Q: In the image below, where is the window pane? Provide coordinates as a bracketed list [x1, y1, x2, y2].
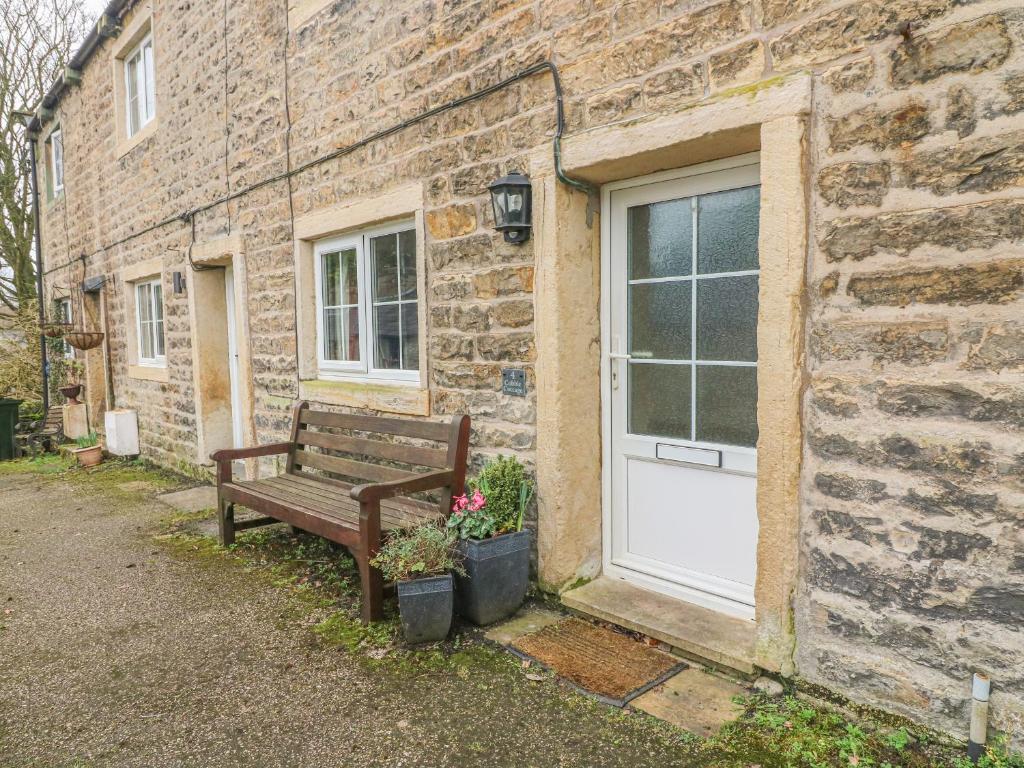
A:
[697, 186, 760, 274]
[321, 251, 340, 306]
[374, 304, 401, 369]
[695, 275, 758, 362]
[155, 319, 165, 357]
[137, 283, 152, 323]
[398, 229, 417, 299]
[371, 234, 399, 302]
[629, 281, 691, 360]
[52, 132, 63, 188]
[344, 307, 360, 361]
[127, 55, 140, 135]
[323, 307, 342, 361]
[629, 363, 692, 439]
[628, 198, 692, 280]
[400, 303, 418, 370]
[152, 283, 163, 322]
[340, 248, 358, 305]
[696, 365, 758, 447]
[140, 321, 153, 360]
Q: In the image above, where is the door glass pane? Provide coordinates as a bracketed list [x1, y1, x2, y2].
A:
[374, 304, 400, 369]
[697, 185, 760, 274]
[629, 282, 691, 360]
[628, 198, 692, 279]
[371, 233, 399, 302]
[695, 275, 758, 362]
[400, 304, 419, 370]
[696, 365, 757, 447]
[629, 363, 692, 439]
[398, 229, 417, 299]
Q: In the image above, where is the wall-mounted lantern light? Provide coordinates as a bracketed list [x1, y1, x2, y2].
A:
[488, 171, 532, 244]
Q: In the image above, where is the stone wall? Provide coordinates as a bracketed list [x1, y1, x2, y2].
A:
[39, 0, 1023, 742]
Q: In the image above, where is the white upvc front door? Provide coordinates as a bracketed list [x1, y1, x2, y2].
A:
[603, 154, 761, 620]
[224, 266, 244, 450]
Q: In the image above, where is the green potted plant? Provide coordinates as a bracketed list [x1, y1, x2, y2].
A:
[448, 455, 534, 626]
[72, 431, 102, 467]
[370, 521, 463, 644]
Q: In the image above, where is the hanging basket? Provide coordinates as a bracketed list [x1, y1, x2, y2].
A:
[41, 322, 72, 338]
[65, 331, 105, 351]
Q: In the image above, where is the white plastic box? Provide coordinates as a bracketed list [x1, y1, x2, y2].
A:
[104, 409, 139, 456]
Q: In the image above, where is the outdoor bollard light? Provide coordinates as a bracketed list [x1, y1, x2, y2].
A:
[488, 171, 532, 244]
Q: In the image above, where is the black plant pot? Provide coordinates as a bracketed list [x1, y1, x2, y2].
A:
[397, 574, 454, 644]
[454, 529, 530, 626]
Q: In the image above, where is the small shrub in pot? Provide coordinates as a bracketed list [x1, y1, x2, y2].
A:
[370, 522, 462, 644]
[448, 456, 534, 626]
[71, 431, 103, 468]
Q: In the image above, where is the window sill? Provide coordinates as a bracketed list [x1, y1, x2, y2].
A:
[299, 378, 429, 416]
[116, 119, 158, 159]
[128, 364, 169, 382]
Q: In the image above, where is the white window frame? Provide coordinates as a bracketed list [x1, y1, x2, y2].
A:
[313, 220, 420, 385]
[50, 129, 64, 194]
[124, 33, 156, 138]
[134, 277, 165, 367]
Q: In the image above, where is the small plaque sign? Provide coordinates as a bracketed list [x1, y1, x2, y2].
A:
[501, 368, 527, 397]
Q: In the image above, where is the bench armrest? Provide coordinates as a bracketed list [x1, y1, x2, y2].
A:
[350, 469, 454, 503]
[210, 442, 293, 463]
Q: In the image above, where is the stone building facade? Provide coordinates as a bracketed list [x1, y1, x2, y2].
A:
[35, 0, 1023, 745]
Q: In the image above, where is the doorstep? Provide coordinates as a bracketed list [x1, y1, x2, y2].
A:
[562, 577, 757, 675]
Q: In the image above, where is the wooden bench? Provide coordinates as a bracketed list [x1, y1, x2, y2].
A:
[211, 402, 470, 623]
[22, 406, 65, 457]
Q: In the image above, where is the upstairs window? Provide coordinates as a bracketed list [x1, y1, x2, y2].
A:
[314, 222, 419, 383]
[124, 34, 155, 137]
[49, 129, 64, 195]
[135, 277, 165, 366]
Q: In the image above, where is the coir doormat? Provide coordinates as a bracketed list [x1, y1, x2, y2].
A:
[510, 617, 686, 707]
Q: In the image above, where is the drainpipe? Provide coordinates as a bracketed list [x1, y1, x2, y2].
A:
[968, 672, 990, 763]
[27, 135, 48, 414]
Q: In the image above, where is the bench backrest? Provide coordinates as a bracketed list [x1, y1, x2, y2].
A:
[285, 402, 470, 513]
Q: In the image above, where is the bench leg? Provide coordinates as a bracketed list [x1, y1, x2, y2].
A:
[358, 552, 384, 624]
[217, 497, 235, 547]
[289, 525, 304, 537]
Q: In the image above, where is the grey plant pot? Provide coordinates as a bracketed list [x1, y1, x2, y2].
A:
[397, 574, 454, 644]
[454, 529, 530, 626]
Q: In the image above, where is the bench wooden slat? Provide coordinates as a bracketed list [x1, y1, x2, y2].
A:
[273, 473, 440, 520]
[290, 440, 415, 483]
[295, 432, 449, 469]
[300, 409, 451, 442]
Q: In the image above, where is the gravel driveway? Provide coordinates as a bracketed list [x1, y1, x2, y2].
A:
[0, 461, 700, 768]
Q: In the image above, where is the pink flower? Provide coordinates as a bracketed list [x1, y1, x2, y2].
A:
[452, 494, 468, 513]
[468, 489, 486, 511]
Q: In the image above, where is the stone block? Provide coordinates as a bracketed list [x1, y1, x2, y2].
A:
[890, 14, 1012, 88]
[901, 130, 1024, 196]
[425, 203, 478, 239]
[814, 472, 890, 502]
[818, 161, 891, 208]
[823, 57, 874, 93]
[632, 667, 746, 738]
[476, 331, 536, 362]
[586, 84, 642, 123]
[820, 199, 1024, 262]
[945, 84, 976, 138]
[62, 403, 89, 440]
[963, 323, 1024, 371]
[810, 321, 950, 365]
[827, 99, 930, 153]
[643, 64, 703, 111]
[473, 266, 534, 299]
[489, 299, 534, 328]
[846, 260, 1024, 307]
[708, 40, 763, 90]
[451, 304, 490, 332]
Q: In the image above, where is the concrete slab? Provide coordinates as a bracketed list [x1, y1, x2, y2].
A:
[156, 485, 217, 514]
[484, 606, 565, 645]
[562, 577, 757, 674]
[632, 667, 747, 738]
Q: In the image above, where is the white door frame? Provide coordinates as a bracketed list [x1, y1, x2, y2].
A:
[600, 152, 762, 620]
[224, 265, 244, 449]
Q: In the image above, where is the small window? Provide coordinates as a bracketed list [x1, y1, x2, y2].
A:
[50, 129, 64, 194]
[135, 277, 165, 366]
[124, 34, 156, 137]
[314, 222, 419, 383]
